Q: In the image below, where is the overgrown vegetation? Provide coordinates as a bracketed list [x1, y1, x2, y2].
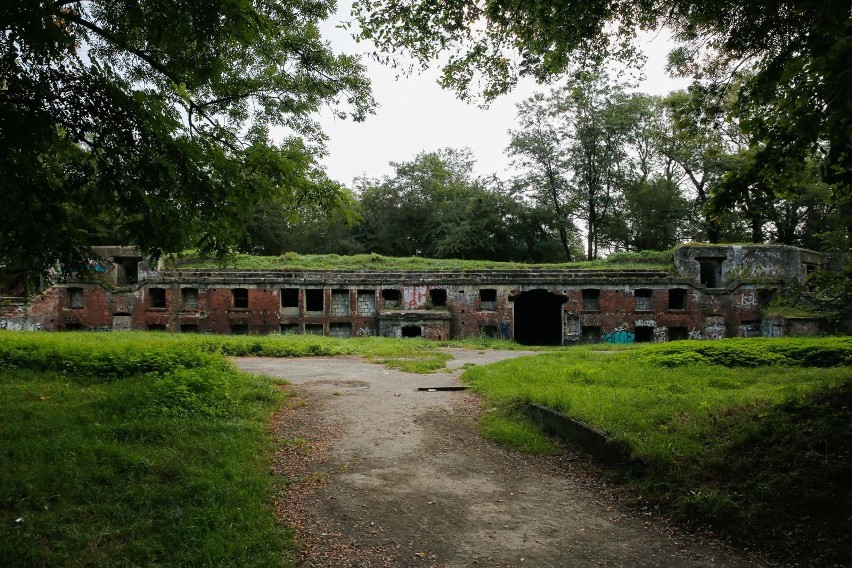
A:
[0, 332, 295, 566]
[462, 338, 852, 565]
[168, 249, 675, 272]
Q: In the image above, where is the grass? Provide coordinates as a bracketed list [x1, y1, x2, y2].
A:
[166, 249, 675, 272]
[461, 337, 852, 564]
[0, 332, 295, 567]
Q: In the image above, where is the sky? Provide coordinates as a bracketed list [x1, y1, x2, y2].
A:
[313, 9, 691, 187]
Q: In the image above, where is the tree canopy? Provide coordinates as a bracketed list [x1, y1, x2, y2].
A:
[1, 0, 373, 277]
[354, 0, 851, 249]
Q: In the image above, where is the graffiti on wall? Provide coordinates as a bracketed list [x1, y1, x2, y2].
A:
[654, 326, 668, 342]
[739, 323, 761, 338]
[403, 286, 428, 309]
[0, 318, 42, 331]
[739, 289, 758, 308]
[604, 324, 634, 344]
[705, 316, 726, 340]
[688, 327, 702, 340]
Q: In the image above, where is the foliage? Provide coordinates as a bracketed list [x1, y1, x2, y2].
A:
[0, 333, 293, 566]
[354, 148, 566, 261]
[0, 0, 373, 278]
[461, 338, 852, 564]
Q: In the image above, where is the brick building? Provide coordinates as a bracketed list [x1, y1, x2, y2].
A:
[0, 244, 824, 344]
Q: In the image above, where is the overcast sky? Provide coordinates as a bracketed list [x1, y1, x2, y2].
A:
[313, 8, 691, 188]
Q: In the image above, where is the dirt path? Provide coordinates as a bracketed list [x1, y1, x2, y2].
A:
[235, 350, 766, 568]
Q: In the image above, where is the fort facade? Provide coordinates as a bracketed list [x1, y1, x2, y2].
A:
[0, 244, 824, 344]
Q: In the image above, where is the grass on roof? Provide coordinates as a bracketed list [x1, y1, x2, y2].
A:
[166, 250, 675, 272]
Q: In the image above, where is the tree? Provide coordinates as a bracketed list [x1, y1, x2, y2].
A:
[1, 1, 373, 279]
[510, 72, 641, 260]
[353, 0, 850, 248]
[506, 92, 576, 261]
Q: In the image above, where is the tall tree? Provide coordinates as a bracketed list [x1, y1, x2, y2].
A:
[510, 72, 639, 260]
[507, 92, 576, 261]
[353, 0, 850, 248]
[1, 0, 373, 279]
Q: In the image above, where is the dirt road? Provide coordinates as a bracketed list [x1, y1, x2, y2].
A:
[234, 350, 765, 567]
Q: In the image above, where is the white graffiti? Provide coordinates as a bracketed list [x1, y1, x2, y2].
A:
[355, 327, 373, 337]
[634, 319, 657, 328]
[739, 290, 758, 307]
[688, 327, 702, 340]
[0, 319, 42, 331]
[654, 326, 668, 342]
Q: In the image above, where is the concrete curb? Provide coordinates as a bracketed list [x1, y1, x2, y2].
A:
[525, 403, 646, 472]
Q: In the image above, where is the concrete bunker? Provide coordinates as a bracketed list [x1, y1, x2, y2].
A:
[511, 289, 567, 345]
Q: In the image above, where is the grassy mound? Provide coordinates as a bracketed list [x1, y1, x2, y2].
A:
[462, 338, 852, 565]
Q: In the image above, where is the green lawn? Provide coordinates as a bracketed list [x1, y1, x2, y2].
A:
[0, 332, 295, 567]
[462, 337, 852, 564]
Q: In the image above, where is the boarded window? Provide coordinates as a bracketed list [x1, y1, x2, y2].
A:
[305, 289, 324, 312]
[331, 289, 350, 317]
[582, 289, 600, 311]
[304, 323, 324, 336]
[634, 289, 652, 311]
[232, 288, 249, 308]
[381, 289, 401, 308]
[280, 323, 300, 335]
[182, 288, 198, 309]
[329, 322, 352, 338]
[149, 288, 166, 309]
[67, 287, 84, 309]
[429, 288, 447, 307]
[668, 288, 687, 310]
[356, 290, 376, 316]
[479, 289, 497, 311]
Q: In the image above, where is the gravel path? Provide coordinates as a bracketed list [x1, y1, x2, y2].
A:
[235, 350, 767, 568]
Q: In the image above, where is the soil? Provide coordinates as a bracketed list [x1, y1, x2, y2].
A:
[234, 350, 770, 568]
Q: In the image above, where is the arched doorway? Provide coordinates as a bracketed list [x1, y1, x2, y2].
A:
[511, 289, 567, 345]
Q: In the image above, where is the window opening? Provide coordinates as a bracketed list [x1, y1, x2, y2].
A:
[479, 289, 497, 311]
[634, 289, 652, 311]
[582, 289, 600, 311]
[232, 288, 249, 308]
[149, 288, 166, 309]
[381, 289, 401, 308]
[68, 287, 84, 309]
[634, 326, 654, 343]
[305, 289, 324, 312]
[429, 288, 447, 307]
[230, 324, 249, 335]
[180, 324, 198, 333]
[182, 288, 198, 309]
[668, 288, 687, 310]
[401, 325, 422, 338]
[281, 288, 299, 308]
[697, 257, 724, 287]
[669, 327, 688, 341]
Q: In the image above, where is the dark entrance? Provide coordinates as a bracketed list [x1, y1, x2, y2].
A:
[512, 289, 567, 345]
